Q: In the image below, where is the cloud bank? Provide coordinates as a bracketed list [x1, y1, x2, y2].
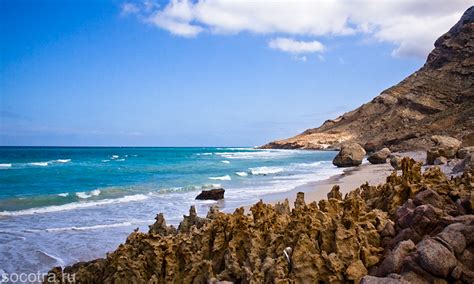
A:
[123, 0, 472, 58]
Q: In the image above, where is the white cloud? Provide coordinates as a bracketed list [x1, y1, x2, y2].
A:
[122, 0, 472, 58]
[268, 38, 324, 54]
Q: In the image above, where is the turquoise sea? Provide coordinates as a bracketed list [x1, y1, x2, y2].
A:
[0, 147, 340, 274]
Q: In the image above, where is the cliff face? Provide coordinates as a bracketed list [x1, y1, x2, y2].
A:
[262, 7, 474, 151]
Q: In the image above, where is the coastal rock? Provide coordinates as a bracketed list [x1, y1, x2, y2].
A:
[361, 275, 408, 284]
[332, 143, 366, 167]
[195, 188, 225, 200]
[418, 238, 457, 278]
[433, 156, 448, 165]
[368, 148, 391, 164]
[427, 135, 462, 164]
[327, 185, 342, 200]
[452, 153, 474, 173]
[457, 146, 474, 159]
[46, 157, 474, 283]
[390, 155, 403, 170]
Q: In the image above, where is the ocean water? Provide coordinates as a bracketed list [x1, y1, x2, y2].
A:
[0, 147, 340, 274]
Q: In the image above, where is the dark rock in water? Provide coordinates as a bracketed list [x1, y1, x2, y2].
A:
[195, 188, 225, 200]
[368, 148, 391, 164]
[332, 143, 366, 167]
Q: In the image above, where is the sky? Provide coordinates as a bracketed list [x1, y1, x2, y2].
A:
[1, 0, 472, 147]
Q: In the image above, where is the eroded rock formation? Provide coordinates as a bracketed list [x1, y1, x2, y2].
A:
[45, 158, 473, 283]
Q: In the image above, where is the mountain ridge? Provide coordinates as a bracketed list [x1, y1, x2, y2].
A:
[262, 6, 474, 152]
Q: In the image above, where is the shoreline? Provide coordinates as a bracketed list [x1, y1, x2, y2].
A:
[246, 151, 426, 210]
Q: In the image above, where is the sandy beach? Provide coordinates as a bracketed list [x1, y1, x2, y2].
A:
[257, 151, 427, 208]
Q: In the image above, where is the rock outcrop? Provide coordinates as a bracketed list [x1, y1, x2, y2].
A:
[45, 158, 473, 283]
[196, 188, 225, 200]
[332, 143, 366, 167]
[261, 7, 474, 152]
[426, 135, 462, 164]
[368, 148, 391, 164]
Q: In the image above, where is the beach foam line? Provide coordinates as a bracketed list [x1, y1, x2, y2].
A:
[209, 175, 231, 181]
[0, 194, 149, 216]
[249, 166, 284, 175]
[196, 153, 213, 156]
[38, 249, 66, 267]
[57, 192, 69, 197]
[29, 161, 49, 166]
[235, 172, 248, 177]
[76, 189, 101, 199]
[26, 159, 72, 167]
[215, 149, 303, 160]
[43, 221, 141, 232]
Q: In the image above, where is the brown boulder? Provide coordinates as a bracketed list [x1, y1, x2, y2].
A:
[333, 143, 366, 167]
[368, 148, 391, 164]
[195, 188, 225, 200]
[390, 155, 403, 170]
[427, 135, 462, 164]
[418, 238, 457, 278]
[457, 146, 474, 159]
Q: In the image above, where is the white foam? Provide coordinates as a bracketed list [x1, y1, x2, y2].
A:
[235, 172, 248, 177]
[215, 149, 302, 160]
[55, 159, 71, 163]
[196, 153, 213, 156]
[44, 221, 136, 232]
[57, 193, 69, 197]
[111, 155, 119, 159]
[0, 163, 12, 168]
[221, 160, 230, 164]
[76, 192, 91, 199]
[115, 158, 125, 161]
[249, 166, 284, 175]
[76, 189, 101, 199]
[0, 194, 149, 216]
[29, 162, 49, 166]
[102, 159, 110, 162]
[209, 175, 231, 181]
[38, 250, 65, 267]
[201, 184, 222, 189]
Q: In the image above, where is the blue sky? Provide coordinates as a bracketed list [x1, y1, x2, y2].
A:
[0, 0, 471, 146]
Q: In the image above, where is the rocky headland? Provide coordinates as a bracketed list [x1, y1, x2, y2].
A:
[261, 7, 474, 152]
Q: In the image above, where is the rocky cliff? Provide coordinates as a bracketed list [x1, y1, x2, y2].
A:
[262, 7, 474, 152]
